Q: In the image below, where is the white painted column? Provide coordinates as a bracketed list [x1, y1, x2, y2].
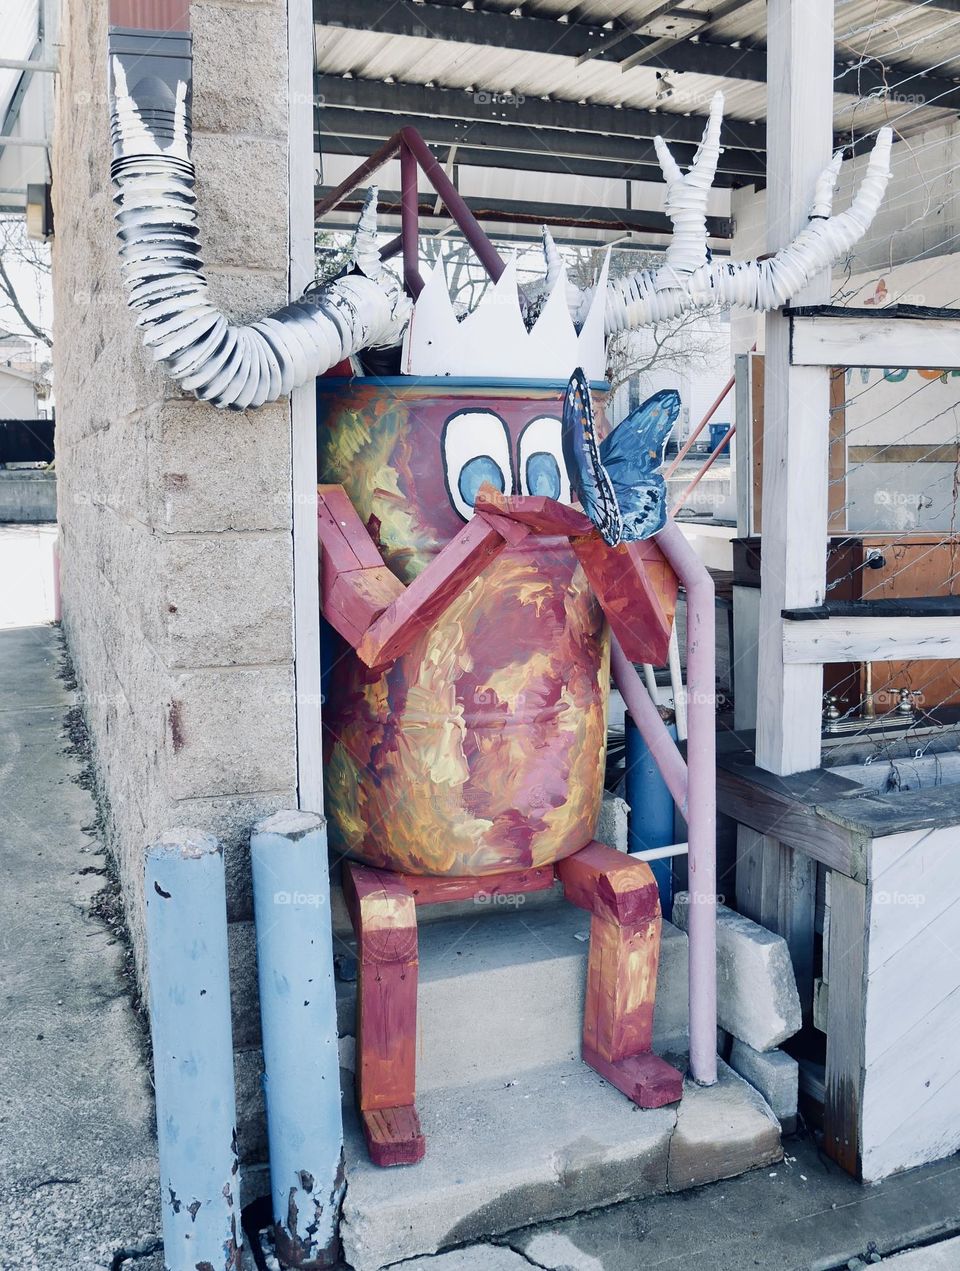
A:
[288, 0, 325, 814]
[752, 0, 835, 1000]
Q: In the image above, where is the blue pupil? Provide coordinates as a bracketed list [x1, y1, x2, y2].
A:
[526, 451, 561, 500]
[459, 455, 505, 507]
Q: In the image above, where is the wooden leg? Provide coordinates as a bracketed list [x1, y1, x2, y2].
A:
[342, 862, 425, 1166]
[557, 841, 683, 1109]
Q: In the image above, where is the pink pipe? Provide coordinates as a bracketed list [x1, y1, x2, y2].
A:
[655, 518, 717, 1086]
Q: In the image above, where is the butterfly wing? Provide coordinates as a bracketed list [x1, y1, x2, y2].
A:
[598, 388, 680, 541]
[561, 367, 623, 546]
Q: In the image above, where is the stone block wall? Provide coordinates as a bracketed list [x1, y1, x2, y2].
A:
[52, 0, 297, 1174]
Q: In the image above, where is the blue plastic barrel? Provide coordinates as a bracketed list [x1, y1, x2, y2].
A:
[625, 712, 678, 910]
[708, 422, 731, 456]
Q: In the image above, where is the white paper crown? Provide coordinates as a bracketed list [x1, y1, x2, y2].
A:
[401, 252, 610, 381]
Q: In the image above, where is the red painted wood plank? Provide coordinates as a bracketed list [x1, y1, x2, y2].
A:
[361, 1106, 425, 1167]
[400, 866, 556, 906]
[474, 488, 595, 537]
[343, 864, 420, 1117]
[581, 1045, 683, 1108]
[356, 958, 418, 1112]
[558, 841, 681, 1107]
[571, 534, 677, 666]
[317, 485, 384, 569]
[358, 515, 507, 668]
[557, 841, 660, 927]
[583, 912, 659, 1060]
[474, 507, 531, 547]
[323, 566, 404, 649]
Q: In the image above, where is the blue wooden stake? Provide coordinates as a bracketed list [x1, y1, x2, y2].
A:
[145, 829, 240, 1271]
[251, 811, 344, 1269]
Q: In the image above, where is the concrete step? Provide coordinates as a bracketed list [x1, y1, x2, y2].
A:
[336, 903, 690, 1093]
[340, 1059, 783, 1271]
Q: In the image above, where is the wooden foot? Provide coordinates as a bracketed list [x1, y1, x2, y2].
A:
[361, 1106, 426, 1168]
[558, 840, 683, 1109]
[343, 862, 424, 1166]
[582, 1045, 683, 1108]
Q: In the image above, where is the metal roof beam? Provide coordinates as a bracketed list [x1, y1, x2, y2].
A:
[313, 0, 769, 83]
[315, 104, 767, 179]
[315, 129, 748, 187]
[620, 0, 754, 73]
[315, 185, 734, 238]
[314, 73, 766, 151]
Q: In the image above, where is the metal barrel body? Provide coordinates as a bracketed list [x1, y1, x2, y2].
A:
[318, 377, 611, 877]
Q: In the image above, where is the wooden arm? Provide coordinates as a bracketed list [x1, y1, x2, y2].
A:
[317, 485, 509, 670]
[571, 534, 678, 666]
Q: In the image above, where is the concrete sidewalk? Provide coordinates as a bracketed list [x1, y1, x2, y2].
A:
[0, 621, 161, 1270]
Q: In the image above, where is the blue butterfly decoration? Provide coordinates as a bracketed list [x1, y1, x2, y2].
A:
[562, 367, 680, 546]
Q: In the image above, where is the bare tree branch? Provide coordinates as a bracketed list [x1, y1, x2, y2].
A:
[0, 218, 52, 348]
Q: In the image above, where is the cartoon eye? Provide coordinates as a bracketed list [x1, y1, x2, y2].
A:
[518, 416, 571, 504]
[442, 410, 514, 520]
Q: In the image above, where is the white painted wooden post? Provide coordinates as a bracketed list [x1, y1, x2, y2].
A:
[753, 0, 836, 1004]
[288, 0, 325, 814]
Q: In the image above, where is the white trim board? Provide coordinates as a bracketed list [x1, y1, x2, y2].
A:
[782, 615, 960, 664]
[791, 315, 960, 369]
[288, 0, 325, 815]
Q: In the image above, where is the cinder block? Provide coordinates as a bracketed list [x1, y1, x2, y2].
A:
[813, 976, 829, 1033]
[151, 398, 292, 534]
[672, 894, 802, 1051]
[51, 0, 298, 1187]
[234, 1047, 266, 1165]
[192, 134, 289, 272]
[594, 791, 629, 852]
[228, 920, 260, 1050]
[728, 1038, 799, 1128]
[172, 789, 298, 920]
[192, 2, 288, 138]
[160, 533, 294, 667]
[165, 667, 298, 799]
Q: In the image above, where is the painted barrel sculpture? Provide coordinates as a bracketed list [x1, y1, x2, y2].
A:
[317, 377, 611, 877]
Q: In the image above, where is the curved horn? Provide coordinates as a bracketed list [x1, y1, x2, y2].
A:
[604, 96, 893, 333]
[107, 41, 409, 410]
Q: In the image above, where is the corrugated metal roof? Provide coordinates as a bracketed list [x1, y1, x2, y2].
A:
[313, 1, 960, 242]
[315, 1, 960, 139]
